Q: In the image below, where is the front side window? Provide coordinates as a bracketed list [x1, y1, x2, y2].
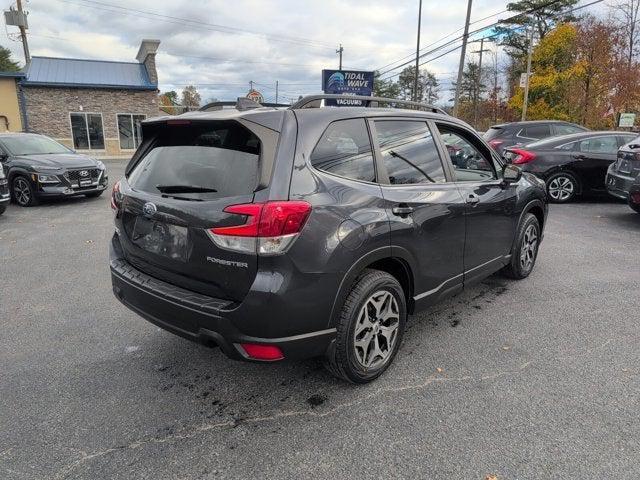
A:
[555, 124, 585, 135]
[438, 126, 496, 182]
[375, 120, 445, 184]
[579, 136, 618, 154]
[117, 114, 146, 150]
[310, 118, 375, 182]
[70, 113, 105, 150]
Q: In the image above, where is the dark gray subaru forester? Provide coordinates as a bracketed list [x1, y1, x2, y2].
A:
[110, 95, 548, 383]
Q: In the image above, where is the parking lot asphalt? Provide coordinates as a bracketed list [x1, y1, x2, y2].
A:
[1, 158, 639, 480]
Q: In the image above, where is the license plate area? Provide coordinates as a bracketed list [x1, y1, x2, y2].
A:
[131, 216, 189, 262]
[79, 178, 92, 187]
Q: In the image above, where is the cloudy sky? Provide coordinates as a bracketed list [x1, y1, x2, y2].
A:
[2, 0, 607, 105]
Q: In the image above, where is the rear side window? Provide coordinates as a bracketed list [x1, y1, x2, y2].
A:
[310, 119, 375, 182]
[127, 121, 260, 198]
[375, 120, 446, 184]
[579, 136, 618, 154]
[520, 124, 551, 139]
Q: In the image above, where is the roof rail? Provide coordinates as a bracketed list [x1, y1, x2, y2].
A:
[290, 94, 447, 115]
[199, 98, 290, 112]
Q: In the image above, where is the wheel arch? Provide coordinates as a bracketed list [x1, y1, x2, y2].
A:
[328, 247, 416, 328]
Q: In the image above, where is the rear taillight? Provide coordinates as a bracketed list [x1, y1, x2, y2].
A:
[110, 180, 122, 211]
[208, 201, 312, 255]
[239, 343, 284, 361]
[489, 139, 504, 150]
[630, 191, 640, 204]
[510, 149, 537, 165]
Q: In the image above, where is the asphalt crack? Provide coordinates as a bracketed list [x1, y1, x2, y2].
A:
[52, 338, 614, 479]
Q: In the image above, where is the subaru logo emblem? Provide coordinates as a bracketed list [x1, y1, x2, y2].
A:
[142, 202, 157, 218]
[79, 170, 89, 177]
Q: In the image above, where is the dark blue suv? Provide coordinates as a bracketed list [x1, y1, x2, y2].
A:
[109, 95, 548, 383]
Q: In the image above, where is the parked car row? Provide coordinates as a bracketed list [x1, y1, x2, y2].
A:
[483, 120, 640, 213]
[0, 133, 109, 214]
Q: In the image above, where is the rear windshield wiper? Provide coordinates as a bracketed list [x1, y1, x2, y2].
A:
[155, 185, 217, 193]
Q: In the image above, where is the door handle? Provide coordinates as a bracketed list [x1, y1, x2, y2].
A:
[392, 204, 414, 216]
[466, 194, 480, 205]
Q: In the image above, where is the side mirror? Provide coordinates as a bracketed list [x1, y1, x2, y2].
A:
[502, 164, 522, 183]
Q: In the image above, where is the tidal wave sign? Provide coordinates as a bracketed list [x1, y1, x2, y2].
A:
[322, 69, 374, 106]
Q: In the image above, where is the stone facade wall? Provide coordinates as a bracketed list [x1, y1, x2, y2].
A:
[22, 86, 159, 156]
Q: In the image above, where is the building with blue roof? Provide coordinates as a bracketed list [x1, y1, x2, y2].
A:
[14, 39, 161, 156]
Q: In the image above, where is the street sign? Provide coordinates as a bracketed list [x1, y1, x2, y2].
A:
[618, 112, 636, 128]
[519, 72, 533, 88]
[322, 69, 374, 106]
[246, 89, 264, 104]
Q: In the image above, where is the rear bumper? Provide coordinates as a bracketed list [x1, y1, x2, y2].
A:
[109, 237, 336, 362]
[606, 168, 635, 200]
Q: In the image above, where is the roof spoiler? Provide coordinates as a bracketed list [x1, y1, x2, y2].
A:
[199, 98, 290, 112]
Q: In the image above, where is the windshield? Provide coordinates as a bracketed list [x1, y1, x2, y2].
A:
[1, 135, 71, 155]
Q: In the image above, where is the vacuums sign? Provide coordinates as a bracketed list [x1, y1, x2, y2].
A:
[322, 69, 374, 106]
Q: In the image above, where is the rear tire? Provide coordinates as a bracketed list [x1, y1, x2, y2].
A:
[502, 213, 540, 280]
[546, 172, 578, 203]
[324, 269, 406, 383]
[11, 176, 39, 207]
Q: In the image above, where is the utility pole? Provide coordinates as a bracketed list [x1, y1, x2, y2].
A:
[453, 0, 473, 117]
[15, 0, 30, 64]
[521, 26, 533, 121]
[336, 44, 343, 70]
[249, 80, 254, 92]
[413, 0, 423, 102]
[275, 80, 279, 104]
[471, 37, 490, 128]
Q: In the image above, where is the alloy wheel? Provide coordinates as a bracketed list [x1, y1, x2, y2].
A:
[548, 175, 574, 202]
[520, 224, 538, 271]
[353, 290, 400, 369]
[14, 178, 31, 206]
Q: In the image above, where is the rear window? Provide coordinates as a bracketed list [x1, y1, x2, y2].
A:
[128, 121, 260, 198]
[483, 127, 503, 141]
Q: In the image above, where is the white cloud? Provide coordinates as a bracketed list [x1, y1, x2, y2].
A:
[2, 0, 609, 104]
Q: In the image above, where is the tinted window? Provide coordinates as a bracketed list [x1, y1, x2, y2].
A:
[310, 119, 375, 182]
[375, 121, 445, 184]
[438, 126, 496, 182]
[520, 124, 551, 139]
[579, 136, 618, 154]
[128, 121, 260, 199]
[555, 124, 585, 135]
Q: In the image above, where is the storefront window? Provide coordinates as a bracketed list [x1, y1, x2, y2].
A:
[117, 114, 146, 150]
[70, 113, 105, 150]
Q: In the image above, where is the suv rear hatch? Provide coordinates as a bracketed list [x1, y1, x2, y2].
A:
[114, 118, 280, 302]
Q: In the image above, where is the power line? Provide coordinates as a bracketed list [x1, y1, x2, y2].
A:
[376, 0, 594, 79]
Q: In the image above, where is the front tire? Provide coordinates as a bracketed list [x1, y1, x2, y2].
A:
[0, 204, 6, 215]
[11, 176, 39, 207]
[324, 269, 407, 383]
[503, 213, 540, 279]
[546, 172, 578, 203]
